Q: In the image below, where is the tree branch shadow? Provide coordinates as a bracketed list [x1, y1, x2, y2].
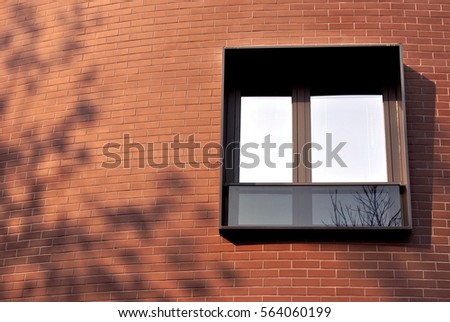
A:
[0, 2, 238, 301]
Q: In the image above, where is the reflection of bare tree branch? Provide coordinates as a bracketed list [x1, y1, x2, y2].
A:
[329, 190, 357, 227]
[327, 186, 401, 227]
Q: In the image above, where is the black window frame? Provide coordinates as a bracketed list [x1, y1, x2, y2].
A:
[220, 45, 412, 243]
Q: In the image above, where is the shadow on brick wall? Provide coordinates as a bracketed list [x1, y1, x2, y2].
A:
[0, 2, 237, 301]
[403, 65, 436, 248]
[0, 2, 99, 218]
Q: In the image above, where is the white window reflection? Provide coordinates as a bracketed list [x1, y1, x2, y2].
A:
[310, 95, 388, 183]
[240, 97, 293, 183]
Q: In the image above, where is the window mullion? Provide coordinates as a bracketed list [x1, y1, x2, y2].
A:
[293, 86, 311, 183]
[293, 86, 313, 225]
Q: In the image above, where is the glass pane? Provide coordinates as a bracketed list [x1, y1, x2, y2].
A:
[310, 95, 388, 183]
[228, 185, 402, 227]
[240, 97, 293, 183]
[311, 186, 401, 227]
[229, 187, 293, 226]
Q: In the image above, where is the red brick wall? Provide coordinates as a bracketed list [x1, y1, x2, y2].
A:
[0, 0, 449, 301]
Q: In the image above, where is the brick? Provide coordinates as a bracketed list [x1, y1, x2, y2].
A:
[307, 287, 336, 296]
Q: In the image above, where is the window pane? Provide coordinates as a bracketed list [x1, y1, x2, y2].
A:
[229, 187, 293, 226]
[310, 95, 388, 183]
[311, 186, 401, 227]
[240, 97, 293, 183]
[228, 185, 402, 227]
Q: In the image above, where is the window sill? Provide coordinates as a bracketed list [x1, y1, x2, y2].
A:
[219, 226, 412, 244]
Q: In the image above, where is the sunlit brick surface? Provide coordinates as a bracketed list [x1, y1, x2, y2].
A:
[0, 0, 449, 301]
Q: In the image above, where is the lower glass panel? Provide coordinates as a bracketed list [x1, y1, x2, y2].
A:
[229, 187, 294, 226]
[228, 185, 402, 227]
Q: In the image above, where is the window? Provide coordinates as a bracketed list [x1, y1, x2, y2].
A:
[221, 45, 411, 241]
